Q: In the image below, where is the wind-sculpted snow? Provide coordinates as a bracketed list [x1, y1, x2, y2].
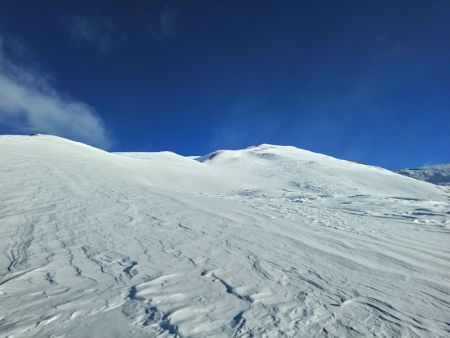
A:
[0, 135, 449, 337]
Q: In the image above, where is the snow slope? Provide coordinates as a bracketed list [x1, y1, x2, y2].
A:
[1, 135, 449, 337]
[397, 164, 450, 186]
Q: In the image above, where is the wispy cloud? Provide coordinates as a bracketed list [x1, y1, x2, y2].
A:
[160, 5, 177, 38]
[148, 5, 178, 40]
[0, 35, 111, 148]
[69, 16, 118, 52]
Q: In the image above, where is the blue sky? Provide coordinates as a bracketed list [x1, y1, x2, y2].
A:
[0, 1, 449, 169]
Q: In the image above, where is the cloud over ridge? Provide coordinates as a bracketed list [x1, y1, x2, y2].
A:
[0, 35, 111, 148]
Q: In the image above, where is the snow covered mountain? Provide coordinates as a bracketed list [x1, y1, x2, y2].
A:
[1, 135, 449, 337]
[397, 164, 450, 186]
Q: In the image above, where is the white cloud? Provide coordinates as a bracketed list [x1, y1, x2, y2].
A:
[0, 35, 111, 148]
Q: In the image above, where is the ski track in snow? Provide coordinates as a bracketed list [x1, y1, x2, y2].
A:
[0, 135, 449, 337]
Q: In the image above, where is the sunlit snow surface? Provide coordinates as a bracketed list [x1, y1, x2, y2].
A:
[397, 164, 450, 186]
[0, 135, 449, 337]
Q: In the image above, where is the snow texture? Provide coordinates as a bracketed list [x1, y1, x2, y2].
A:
[397, 164, 450, 186]
[0, 135, 449, 337]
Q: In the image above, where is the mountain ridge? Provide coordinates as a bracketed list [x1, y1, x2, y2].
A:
[1, 134, 449, 337]
[396, 163, 450, 186]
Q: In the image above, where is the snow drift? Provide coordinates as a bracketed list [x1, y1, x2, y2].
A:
[0, 135, 449, 337]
